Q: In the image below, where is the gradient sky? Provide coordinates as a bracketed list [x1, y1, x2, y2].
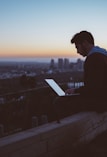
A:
[0, 0, 107, 61]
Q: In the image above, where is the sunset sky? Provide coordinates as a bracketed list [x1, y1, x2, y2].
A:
[0, 0, 107, 62]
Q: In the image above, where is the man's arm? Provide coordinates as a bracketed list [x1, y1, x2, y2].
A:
[77, 53, 105, 96]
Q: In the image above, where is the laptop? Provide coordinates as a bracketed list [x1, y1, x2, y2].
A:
[45, 79, 79, 96]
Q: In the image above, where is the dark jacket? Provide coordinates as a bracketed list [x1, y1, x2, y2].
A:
[75, 47, 107, 97]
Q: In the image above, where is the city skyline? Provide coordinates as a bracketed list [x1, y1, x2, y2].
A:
[0, 56, 83, 63]
[0, 0, 107, 61]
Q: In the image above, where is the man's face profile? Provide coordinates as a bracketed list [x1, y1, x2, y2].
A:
[75, 43, 87, 57]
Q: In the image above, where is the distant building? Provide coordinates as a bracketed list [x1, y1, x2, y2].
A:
[64, 58, 69, 69]
[50, 59, 55, 69]
[48, 57, 84, 72]
[58, 58, 63, 69]
[76, 59, 84, 71]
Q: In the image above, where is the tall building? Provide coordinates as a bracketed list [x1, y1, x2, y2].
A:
[76, 59, 84, 71]
[58, 58, 63, 69]
[64, 58, 69, 69]
[50, 59, 55, 69]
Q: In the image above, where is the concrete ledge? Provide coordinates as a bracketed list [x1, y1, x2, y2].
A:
[0, 112, 107, 157]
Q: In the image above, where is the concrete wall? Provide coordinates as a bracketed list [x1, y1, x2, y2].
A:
[0, 111, 107, 157]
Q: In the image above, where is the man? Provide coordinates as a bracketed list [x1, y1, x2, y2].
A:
[53, 31, 107, 122]
[67, 30, 107, 97]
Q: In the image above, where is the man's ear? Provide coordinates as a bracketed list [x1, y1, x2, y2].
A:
[82, 40, 89, 46]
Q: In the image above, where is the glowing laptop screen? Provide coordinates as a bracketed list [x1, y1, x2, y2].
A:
[45, 79, 65, 96]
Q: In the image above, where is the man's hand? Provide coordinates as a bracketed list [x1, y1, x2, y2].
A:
[65, 88, 75, 95]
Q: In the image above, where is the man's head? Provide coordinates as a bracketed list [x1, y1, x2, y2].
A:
[71, 31, 94, 56]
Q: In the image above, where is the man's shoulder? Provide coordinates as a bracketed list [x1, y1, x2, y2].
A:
[85, 52, 107, 68]
[86, 52, 107, 62]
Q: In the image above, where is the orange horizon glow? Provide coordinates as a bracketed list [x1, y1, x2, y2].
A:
[0, 44, 79, 58]
[0, 44, 107, 59]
